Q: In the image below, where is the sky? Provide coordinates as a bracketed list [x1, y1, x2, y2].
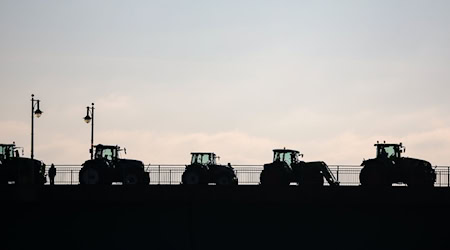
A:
[1, 0, 450, 166]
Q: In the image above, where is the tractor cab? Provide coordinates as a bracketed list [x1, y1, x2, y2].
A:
[0, 144, 20, 161]
[191, 152, 217, 165]
[272, 149, 302, 167]
[94, 144, 124, 161]
[375, 142, 405, 159]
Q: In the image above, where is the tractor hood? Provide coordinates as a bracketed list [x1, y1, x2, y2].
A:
[15, 157, 44, 167]
[119, 159, 144, 167]
[402, 157, 433, 167]
[361, 157, 432, 168]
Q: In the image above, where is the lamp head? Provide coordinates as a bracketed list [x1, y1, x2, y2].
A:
[84, 114, 92, 123]
[34, 108, 43, 118]
[84, 106, 92, 123]
[34, 99, 43, 118]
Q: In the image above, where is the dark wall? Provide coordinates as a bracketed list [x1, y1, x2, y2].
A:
[2, 186, 450, 250]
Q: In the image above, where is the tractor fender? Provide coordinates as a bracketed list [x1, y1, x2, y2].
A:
[359, 158, 391, 187]
[117, 159, 145, 168]
[400, 157, 436, 186]
[82, 159, 109, 169]
[361, 158, 391, 168]
[213, 166, 236, 176]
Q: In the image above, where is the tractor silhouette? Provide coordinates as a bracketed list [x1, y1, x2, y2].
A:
[260, 148, 339, 186]
[182, 152, 238, 185]
[359, 142, 436, 187]
[0, 143, 46, 185]
[79, 144, 150, 185]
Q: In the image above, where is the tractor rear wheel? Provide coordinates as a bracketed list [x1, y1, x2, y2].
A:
[182, 169, 205, 185]
[260, 169, 289, 186]
[80, 168, 101, 184]
[360, 163, 389, 187]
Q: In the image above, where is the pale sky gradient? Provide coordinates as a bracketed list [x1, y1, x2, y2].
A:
[1, 0, 450, 165]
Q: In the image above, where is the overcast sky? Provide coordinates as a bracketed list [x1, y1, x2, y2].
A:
[1, 0, 450, 165]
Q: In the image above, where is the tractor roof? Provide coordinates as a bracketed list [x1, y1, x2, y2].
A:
[273, 149, 299, 154]
[374, 142, 403, 147]
[95, 144, 119, 148]
[191, 152, 215, 155]
[0, 144, 15, 147]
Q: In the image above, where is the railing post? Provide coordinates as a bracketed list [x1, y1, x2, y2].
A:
[158, 165, 161, 185]
[447, 167, 450, 187]
[336, 166, 339, 182]
[169, 170, 172, 185]
[70, 170, 73, 185]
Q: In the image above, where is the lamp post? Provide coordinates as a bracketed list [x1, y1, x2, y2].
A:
[84, 103, 94, 159]
[31, 94, 43, 160]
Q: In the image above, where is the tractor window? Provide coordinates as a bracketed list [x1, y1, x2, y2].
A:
[201, 154, 211, 164]
[284, 153, 292, 166]
[273, 152, 282, 162]
[290, 152, 299, 163]
[191, 154, 211, 165]
[378, 146, 397, 158]
[0, 146, 14, 158]
[96, 148, 114, 160]
[102, 148, 114, 160]
[0, 146, 5, 159]
[210, 154, 217, 164]
[273, 152, 293, 166]
[191, 154, 199, 164]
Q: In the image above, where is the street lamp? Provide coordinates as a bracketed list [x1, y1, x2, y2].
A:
[31, 94, 43, 160]
[84, 103, 94, 159]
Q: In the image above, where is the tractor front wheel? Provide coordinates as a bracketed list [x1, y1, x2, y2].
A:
[408, 172, 435, 188]
[123, 172, 139, 185]
[216, 173, 237, 185]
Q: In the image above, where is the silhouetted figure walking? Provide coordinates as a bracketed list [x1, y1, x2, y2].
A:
[49, 164, 56, 185]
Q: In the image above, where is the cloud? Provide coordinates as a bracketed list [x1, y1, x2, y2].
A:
[37, 134, 87, 165]
[95, 93, 135, 111]
[95, 129, 279, 165]
[402, 127, 450, 166]
[0, 120, 30, 146]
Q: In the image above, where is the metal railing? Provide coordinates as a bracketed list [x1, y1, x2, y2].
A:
[44, 164, 450, 187]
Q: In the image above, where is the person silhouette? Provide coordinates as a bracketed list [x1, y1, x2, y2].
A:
[49, 164, 56, 185]
[275, 154, 281, 162]
[379, 148, 388, 159]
